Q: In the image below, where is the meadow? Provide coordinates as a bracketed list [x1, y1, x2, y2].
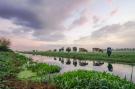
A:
[1, 52, 135, 89]
[0, 52, 60, 89]
[30, 51, 135, 63]
[53, 70, 135, 89]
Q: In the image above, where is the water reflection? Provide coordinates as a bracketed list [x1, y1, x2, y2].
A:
[131, 65, 134, 82]
[79, 61, 88, 66]
[66, 59, 71, 65]
[93, 61, 104, 66]
[59, 58, 62, 61]
[61, 58, 64, 64]
[107, 63, 113, 72]
[54, 58, 57, 60]
[73, 60, 77, 67]
[23, 54, 135, 83]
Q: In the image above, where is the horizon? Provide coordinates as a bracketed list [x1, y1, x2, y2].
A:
[0, 0, 135, 51]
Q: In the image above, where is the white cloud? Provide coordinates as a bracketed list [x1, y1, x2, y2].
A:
[75, 21, 135, 48]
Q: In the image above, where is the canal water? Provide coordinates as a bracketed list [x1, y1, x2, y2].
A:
[24, 54, 135, 83]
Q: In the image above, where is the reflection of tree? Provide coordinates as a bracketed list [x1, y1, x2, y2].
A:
[66, 59, 71, 65]
[54, 58, 57, 60]
[79, 61, 88, 66]
[59, 58, 62, 61]
[73, 60, 77, 67]
[61, 58, 64, 64]
[107, 63, 113, 72]
[130, 65, 134, 82]
[93, 61, 104, 66]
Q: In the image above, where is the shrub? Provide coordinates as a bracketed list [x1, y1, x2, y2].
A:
[0, 38, 11, 52]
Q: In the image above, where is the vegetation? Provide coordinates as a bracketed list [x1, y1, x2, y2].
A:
[0, 52, 60, 89]
[53, 70, 135, 89]
[30, 51, 135, 63]
[66, 47, 71, 52]
[0, 38, 12, 52]
[1, 37, 135, 89]
[59, 47, 64, 52]
[1, 52, 135, 89]
[17, 70, 37, 79]
[18, 62, 61, 81]
[73, 47, 77, 52]
[0, 52, 28, 88]
[17, 55, 60, 81]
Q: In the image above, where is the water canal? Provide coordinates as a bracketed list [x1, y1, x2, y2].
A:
[24, 54, 135, 83]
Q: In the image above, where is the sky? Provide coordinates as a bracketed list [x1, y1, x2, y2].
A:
[0, 0, 135, 51]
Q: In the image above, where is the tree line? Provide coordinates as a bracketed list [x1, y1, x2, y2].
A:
[53, 47, 88, 52]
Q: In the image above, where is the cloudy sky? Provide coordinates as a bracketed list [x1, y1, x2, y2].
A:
[0, 0, 135, 51]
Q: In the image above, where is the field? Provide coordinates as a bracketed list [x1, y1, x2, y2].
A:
[30, 51, 135, 63]
[1, 52, 135, 89]
[0, 52, 60, 89]
[53, 70, 135, 89]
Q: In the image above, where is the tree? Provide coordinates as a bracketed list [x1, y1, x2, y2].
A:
[66, 47, 71, 52]
[61, 47, 64, 52]
[59, 47, 64, 52]
[53, 49, 57, 52]
[79, 48, 88, 52]
[0, 37, 11, 51]
[59, 49, 61, 52]
[73, 47, 77, 52]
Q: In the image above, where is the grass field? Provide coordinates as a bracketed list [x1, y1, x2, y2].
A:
[0, 52, 60, 89]
[31, 51, 135, 63]
[53, 70, 135, 89]
[1, 52, 135, 89]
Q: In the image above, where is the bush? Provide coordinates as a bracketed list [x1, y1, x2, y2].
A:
[0, 38, 11, 52]
[53, 70, 135, 89]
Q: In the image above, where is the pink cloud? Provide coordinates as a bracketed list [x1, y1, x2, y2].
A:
[92, 15, 100, 24]
[110, 8, 118, 16]
[107, 0, 113, 5]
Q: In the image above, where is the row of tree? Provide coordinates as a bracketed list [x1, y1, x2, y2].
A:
[103, 48, 135, 51]
[115, 48, 135, 51]
[53, 47, 88, 52]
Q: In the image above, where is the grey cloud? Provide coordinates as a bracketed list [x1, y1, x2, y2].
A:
[0, 2, 42, 29]
[91, 24, 121, 38]
[76, 21, 135, 48]
[92, 16, 100, 24]
[0, 0, 90, 41]
[0, 30, 10, 36]
[28, 0, 44, 5]
[91, 21, 135, 38]
[34, 31, 65, 41]
[32, 0, 90, 41]
[69, 15, 88, 29]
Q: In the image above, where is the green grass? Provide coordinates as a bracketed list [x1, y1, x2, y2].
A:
[33, 51, 135, 63]
[53, 70, 135, 89]
[18, 62, 61, 81]
[17, 70, 37, 79]
[0, 52, 61, 88]
[27, 63, 61, 75]
[0, 52, 29, 89]
[1, 52, 135, 89]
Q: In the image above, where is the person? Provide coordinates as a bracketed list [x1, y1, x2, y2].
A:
[107, 47, 112, 57]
